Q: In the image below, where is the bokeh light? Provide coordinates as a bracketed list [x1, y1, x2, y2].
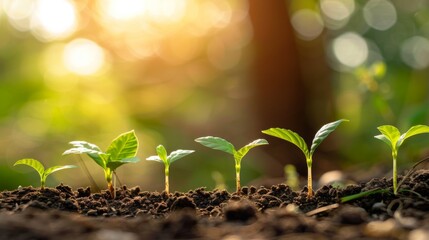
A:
[401, 36, 429, 69]
[63, 39, 106, 76]
[363, 0, 397, 31]
[290, 9, 324, 41]
[332, 32, 369, 68]
[101, 0, 146, 20]
[320, 0, 355, 29]
[31, 0, 77, 41]
[2, 0, 35, 31]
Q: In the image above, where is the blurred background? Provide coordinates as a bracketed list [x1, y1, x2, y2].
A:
[1, 0, 429, 192]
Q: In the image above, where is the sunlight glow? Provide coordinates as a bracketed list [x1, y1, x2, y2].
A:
[31, 0, 77, 41]
[332, 32, 368, 67]
[63, 39, 106, 76]
[99, 0, 186, 24]
[102, 0, 146, 20]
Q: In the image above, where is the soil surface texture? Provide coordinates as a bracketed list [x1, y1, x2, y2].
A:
[0, 170, 428, 240]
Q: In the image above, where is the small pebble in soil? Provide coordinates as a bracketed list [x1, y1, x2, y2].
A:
[364, 219, 405, 238]
[408, 228, 429, 240]
[318, 170, 346, 187]
[91, 230, 138, 240]
[335, 205, 368, 225]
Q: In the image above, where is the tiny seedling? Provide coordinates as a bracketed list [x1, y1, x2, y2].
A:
[195, 136, 268, 192]
[375, 124, 429, 195]
[146, 144, 194, 194]
[262, 119, 348, 198]
[284, 164, 299, 191]
[13, 158, 77, 189]
[63, 130, 140, 198]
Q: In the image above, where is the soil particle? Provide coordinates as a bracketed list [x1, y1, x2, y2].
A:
[170, 196, 196, 211]
[223, 200, 257, 222]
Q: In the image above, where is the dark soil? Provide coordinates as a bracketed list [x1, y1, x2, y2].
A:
[1, 170, 428, 239]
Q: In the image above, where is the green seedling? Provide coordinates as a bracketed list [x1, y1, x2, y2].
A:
[63, 130, 140, 198]
[262, 119, 348, 198]
[195, 136, 268, 192]
[13, 158, 77, 189]
[341, 157, 429, 203]
[146, 144, 194, 194]
[284, 164, 299, 191]
[375, 124, 429, 195]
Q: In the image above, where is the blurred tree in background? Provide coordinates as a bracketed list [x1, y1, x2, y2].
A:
[0, 0, 428, 191]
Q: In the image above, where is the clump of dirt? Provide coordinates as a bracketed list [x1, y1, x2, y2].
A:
[0, 170, 428, 239]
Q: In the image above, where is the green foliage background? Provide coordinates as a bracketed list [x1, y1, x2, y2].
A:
[1, 0, 429, 191]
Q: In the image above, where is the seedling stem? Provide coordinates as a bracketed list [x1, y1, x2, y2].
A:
[262, 119, 348, 198]
[195, 136, 268, 193]
[375, 125, 429, 195]
[146, 144, 194, 194]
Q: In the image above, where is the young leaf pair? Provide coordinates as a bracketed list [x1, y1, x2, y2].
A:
[195, 137, 269, 192]
[262, 119, 348, 198]
[375, 125, 429, 195]
[63, 130, 140, 198]
[13, 159, 77, 190]
[146, 145, 194, 194]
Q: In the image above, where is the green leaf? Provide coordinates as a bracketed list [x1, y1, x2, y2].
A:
[14, 159, 77, 188]
[14, 158, 45, 179]
[234, 139, 268, 163]
[195, 136, 235, 155]
[341, 188, 387, 203]
[44, 165, 77, 179]
[168, 149, 194, 164]
[63, 141, 105, 168]
[262, 128, 309, 158]
[375, 125, 400, 150]
[374, 134, 392, 149]
[146, 155, 163, 163]
[107, 157, 140, 171]
[310, 119, 348, 156]
[106, 130, 139, 160]
[398, 125, 429, 147]
[156, 145, 168, 163]
[63, 141, 103, 155]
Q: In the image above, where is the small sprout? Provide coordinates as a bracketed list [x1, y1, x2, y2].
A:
[212, 171, 227, 190]
[375, 124, 429, 195]
[195, 136, 268, 192]
[284, 164, 299, 191]
[63, 130, 140, 198]
[13, 158, 77, 189]
[146, 144, 194, 194]
[262, 119, 348, 198]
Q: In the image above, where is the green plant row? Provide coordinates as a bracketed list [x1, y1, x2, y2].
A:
[12, 121, 429, 199]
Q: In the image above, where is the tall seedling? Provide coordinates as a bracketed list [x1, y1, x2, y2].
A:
[195, 136, 268, 192]
[262, 119, 348, 198]
[63, 130, 140, 198]
[375, 125, 429, 195]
